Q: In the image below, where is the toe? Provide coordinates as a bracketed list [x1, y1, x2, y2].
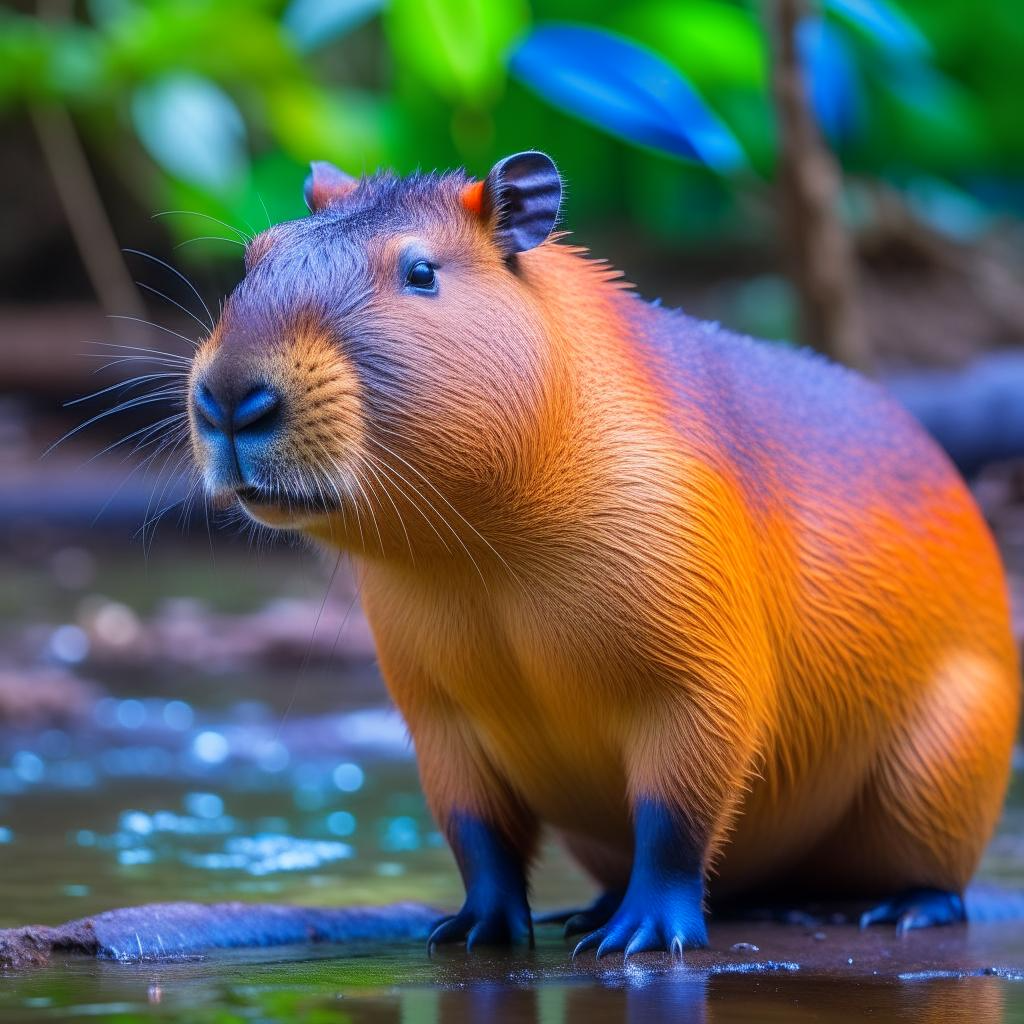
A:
[860, 901, 896, 929]
[623, 923, 660, 959]
[572, 928, 605, 959]
[595, 933, 624, 959]
[427, 913, 469, 950]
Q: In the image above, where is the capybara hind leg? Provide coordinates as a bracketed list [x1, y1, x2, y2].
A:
[534, 889, 625, 936]
[535, 833, 628, 934]
[819, 654, 1017, 904]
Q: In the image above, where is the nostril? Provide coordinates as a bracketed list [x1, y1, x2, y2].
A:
[233, 386, 282, 433]
[194, 384, 225, 433]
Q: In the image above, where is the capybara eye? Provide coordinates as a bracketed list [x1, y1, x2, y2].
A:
[406, 260, 436, 291]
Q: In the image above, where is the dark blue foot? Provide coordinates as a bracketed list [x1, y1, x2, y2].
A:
[572, 882, 707, 959]
[572, 800, 709, 960]
[860, 888, 966, 935]
[534, 889, 624, 936]
[428, 813, 533, 952]
[428, 901, 533, 951]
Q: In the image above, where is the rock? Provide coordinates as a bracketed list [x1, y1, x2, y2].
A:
[0, 667, 99, 728]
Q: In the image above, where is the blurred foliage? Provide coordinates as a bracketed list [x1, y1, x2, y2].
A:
[2, 0, 1023, 258]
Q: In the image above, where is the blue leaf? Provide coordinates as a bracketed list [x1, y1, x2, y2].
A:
[509, 23, 746, 174]
[797, 18, 862, 144]
[824, 0, 929, 57]
[282, 0, 384, 52]
[131, 74, 247, 193]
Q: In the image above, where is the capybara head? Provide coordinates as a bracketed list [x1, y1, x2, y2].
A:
[188, 152, 562, 555]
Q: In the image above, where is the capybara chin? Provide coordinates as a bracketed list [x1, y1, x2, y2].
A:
[187, 150, 1020, 956]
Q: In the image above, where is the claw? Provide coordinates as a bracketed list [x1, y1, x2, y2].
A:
[623, 924, 660, 960]
[860, 889, 965, 934]
[426, 914, 463, 951]
[572, 929, 604, 960]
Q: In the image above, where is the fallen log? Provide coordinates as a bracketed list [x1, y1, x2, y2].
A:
[0, 901, 437, 971]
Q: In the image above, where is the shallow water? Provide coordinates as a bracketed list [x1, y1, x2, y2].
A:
[0, 541, 1022, 1021]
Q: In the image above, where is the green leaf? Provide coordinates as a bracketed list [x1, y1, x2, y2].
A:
[0, 14, 107, 107]
[824, 0, 929, 58]
[104, 1, 300, 87]
[614, 0, 767, 90]
[265, 81, 392, 172]
[131, 73, 248, 193]
[385, 0, 529, 105]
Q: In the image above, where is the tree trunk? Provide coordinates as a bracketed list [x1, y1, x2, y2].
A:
[768, 0, 871, 371]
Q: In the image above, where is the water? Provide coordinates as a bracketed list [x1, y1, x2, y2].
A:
[0, 541, 1022, 1020]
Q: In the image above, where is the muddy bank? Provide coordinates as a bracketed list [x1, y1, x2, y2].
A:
[3, 894, 1023, 976]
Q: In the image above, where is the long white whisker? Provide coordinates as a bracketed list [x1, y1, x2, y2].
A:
[64, 372, 186, 407]
[175, 235, 246, 250]
[367, 432, 520, 588]
[135, 280, 214, 336]
[45, 390, 185, 456]
[357, 451, 414, 564]
[122, 248, 215, 329]
[361, 450, 454, 557]
[84, 340, 192, 362]
[107, 314, 197, 349]
[152, 210, 252, 244]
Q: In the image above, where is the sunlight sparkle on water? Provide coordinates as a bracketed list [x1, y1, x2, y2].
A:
[192, 731, 230, 764]
[332, 762, 364, 792]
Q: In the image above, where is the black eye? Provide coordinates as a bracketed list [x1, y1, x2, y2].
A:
[406, 260, 436, 291]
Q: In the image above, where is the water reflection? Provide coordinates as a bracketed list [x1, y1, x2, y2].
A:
[399, 972, 1010, 1024]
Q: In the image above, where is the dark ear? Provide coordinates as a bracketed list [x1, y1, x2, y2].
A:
[466, 151, 561, 257]
[304, 161, 357, 212]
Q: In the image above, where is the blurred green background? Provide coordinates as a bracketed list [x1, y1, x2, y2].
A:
[4, 0, 1024, 355]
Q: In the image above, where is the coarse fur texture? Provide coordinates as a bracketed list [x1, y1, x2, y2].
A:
[187, 156, 1020, 954]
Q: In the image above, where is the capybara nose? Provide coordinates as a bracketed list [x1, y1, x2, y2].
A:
[194, 383, 282, 439]
[232, 386, 281, 433]
[193, 379, 283, 489]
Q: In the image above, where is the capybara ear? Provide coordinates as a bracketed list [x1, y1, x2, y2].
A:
[465, 151, 561, 257]
[304, 161, 357, 212]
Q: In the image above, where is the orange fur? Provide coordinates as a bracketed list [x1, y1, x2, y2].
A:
[461, 180, 485, 216]
[189, 179, 1020, 907]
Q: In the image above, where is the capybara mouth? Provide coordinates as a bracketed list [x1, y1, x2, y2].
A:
[235, 485, 339, 515]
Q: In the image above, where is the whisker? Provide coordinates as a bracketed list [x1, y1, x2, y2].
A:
[136, 280, 214, 336]
[137, 443, 193, 553]
[107, 314, 198, 349]
[275, 550, 345, 740]
[174, 235, 247, 250]
[361, 450, 453, 557]
[356, 451, 414, 564]
[348, 461, 385, 556]
[64, 372, 186, 408]
[123, 248, 215, 330]
[84, 354, 189, 373]
[256, 192, 272, 231]
[367, 432, 521, 588]
[362, 442, 486, 586]
[88, 412, 187, 464]
[89, 423, 188, 526]
[84, 340, 192, 363]
[45, 390, 185, 456]
[152, 210, 252, 244]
